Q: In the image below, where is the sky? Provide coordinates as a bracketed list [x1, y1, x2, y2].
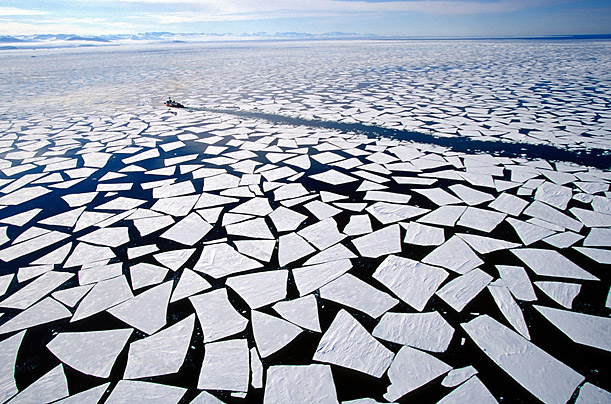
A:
[1, 0, 610, 37]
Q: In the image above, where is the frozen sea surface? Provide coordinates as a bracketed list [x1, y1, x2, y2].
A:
[0, 39, 609, 403]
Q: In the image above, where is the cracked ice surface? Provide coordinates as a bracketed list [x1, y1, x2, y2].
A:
[0, 40, 610, 404]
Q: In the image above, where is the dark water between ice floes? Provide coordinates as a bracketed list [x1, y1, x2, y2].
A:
[187, 106, 611, 170]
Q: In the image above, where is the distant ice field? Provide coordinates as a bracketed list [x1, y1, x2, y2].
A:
[0, 39, 609, 403]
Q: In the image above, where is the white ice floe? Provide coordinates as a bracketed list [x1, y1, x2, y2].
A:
[304, 200, 341, 220]
[264, 364, 338, 404]
[462, 315, 584, 404]
[422, 236, 483, 274]
[401, 222, 445, 246]
[351, 224, 401, 258]
[71, 275, 133, 322]
[373, 255, 448, 311]
[252, 310, 302, 358]
[190, 391, 226, 403]
[534, 182, 572, 211]
[150, 195, 199, 217]
[293, 259, 352, 296]
[234, 239, 275, 262]
[573, 246, 611, 264]
[130, 263, 168, 290]
[153, 248, 195, 271]
[543, 231, 583, 248]
[456, 207, 506, 232]
[575, 383, 611, 404]
[52, 383, 109, 404]
[39, 206, 85, 228]
[343, 214, 372, 236]
[534, 281, 581, 309]
[320, 273, 397, 318]
[488, 192, 528, 216]
[269, 206, 307, 232]
[449, 184, 494, 206]
[0, 297, 71, 335]
[127, 244, 158, 260]
[523, 201, 582, 232]
[0, 331, 24, 403]
[0, 231, 70, 262]
[366, 202, 428, 224]
[364, 190, 410, 204]
[534, 305, 611, 352]
[272, 294, 321, 332]
[226, 270, 288, 309]
[250, 347, 264, 389]
[373, 311, 454, 352]
[78, 227, 130, 247]
[161, 212, 212, 245]
[170, 268, 211, 303]
[194, 192, 238, 209]
[310, 169, 358, 185]
[226, 217, 274, 239]
[583, 228, 611, 247]
[51, 284, 93, 308]
[124, 314, 194, 379]
[303, 243, 357, 266]
[278, 233, 316, 267]
[194, 242, 261, 278]
[511, 248, 599, 280]
[104, 380, 186, 404]
[198, 339, 249, 392]
[436, 269, 493, 312]
[229, 197, 273, 216]
[441, 366, 478, 387]
[298, 218, 345, 250]
[7, 364, 68, 404]
[488, 281, 530, 339]
[414, 188, 462, 206]
[494, 268, 536, 306]
[384, 345, 452, 401]
[47, 328, 133, 378]
[189, 288, 247, 342]
[78, 262, 122, 285]
[64, 242, 115, 268]
[437, 376, 497, 404]
[417, 205, 467, 227]
[108, 281, 172, 335]
[314, 309, 394, 378]
[456, 233, 520, 254]
[0, 271, 73, 310]
[506, 218, 555, 245]
[95, 196, 146, 211]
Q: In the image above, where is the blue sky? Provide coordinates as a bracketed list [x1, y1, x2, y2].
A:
[1, 0, 610, 37]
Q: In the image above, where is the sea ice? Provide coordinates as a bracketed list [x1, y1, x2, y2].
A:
[314, 310, 394, 378]
[189, 288, 247, 342]
[373, 311, 454, 352]
[462, 315, 584, 404]
[124, 314, 194, 379]
[47, 328, 133, 378]
[198, 339, 249, 392]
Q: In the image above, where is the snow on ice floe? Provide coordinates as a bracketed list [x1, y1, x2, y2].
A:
[198, 339, 249, 392]
[264, 364, 338, 404]
[373, 255, 448, 311]
[463, 315, 584, 404]
[384, 345, 451, 401]
[189, 288, 247, 343]
[373, 311, 454, 352]
[314, 309, 394, 378]
[124, 314, 194, 379]
[1, 74, 611, 403]
[47, 328, 133, 378]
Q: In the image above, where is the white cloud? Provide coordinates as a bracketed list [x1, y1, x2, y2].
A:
[126, 0, 563, 25]
[0, 7, 48, 16]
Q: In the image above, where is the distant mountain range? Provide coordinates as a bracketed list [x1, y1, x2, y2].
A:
[0, 31, 377, 47]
